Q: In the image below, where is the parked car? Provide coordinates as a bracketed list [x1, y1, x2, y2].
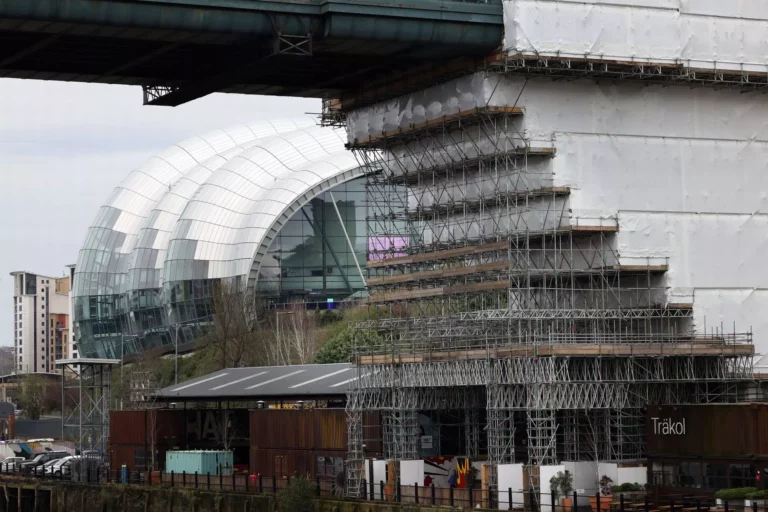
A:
[48, 456, 78, 478]
[0, 457, 25, 473]
[34, 459, 60, 476]
[19, 452, 68, 474]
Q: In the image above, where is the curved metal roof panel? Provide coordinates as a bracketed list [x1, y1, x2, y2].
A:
[73, 119, 365, 355]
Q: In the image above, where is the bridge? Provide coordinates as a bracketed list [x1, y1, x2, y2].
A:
[0, 0, 502, 107]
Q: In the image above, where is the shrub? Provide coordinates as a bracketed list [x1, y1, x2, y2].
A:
[277, 477, 316, 512]
[313, 328, 382, 364]
[600, 475, 614, 496]
[550, 470, 574, 500]
[746, 490, 766, 500]
[612, 483, 644, 493]
[715, 488, 758, 500]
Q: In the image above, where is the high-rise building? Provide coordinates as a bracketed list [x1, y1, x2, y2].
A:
[10, 272, 71, 374]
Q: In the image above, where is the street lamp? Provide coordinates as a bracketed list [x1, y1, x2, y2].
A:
[171, 323, 181, 385]
[120, 333, 139, 411]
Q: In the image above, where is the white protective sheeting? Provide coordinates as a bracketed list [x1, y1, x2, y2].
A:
[503, 0, 768, 73]
[346, 72, 768, 353]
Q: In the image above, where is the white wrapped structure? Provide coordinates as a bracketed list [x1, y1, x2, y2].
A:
[344, 6, 765, 496]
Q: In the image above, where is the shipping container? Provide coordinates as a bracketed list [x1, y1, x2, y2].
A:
[166, 450, 233, 476]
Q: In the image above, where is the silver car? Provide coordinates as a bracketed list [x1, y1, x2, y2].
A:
[0, 457, 24, 473]
[48, 456, 78, 477]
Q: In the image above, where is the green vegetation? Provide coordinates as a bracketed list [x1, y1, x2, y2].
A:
[313, 327, 383, 364]
[111, 304, 381, 404]
[550, 470, 574, 501]
[277, 477, 316, 512]
[611, 483, 644, 493]
[746, 490, 767, 500]
[714, 488, 758, 500]
[18, 374, 47, 420]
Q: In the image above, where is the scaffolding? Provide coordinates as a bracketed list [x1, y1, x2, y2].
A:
[57, 358, 118, 457]
[342, 102, 756, 498]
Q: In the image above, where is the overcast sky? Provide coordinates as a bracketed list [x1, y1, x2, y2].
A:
[0, 79, 319, 346]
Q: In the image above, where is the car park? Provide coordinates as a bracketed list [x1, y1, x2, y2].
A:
[48, 456, 78, 477]
[0, 457, 25, 473]
[18, 452, 68, 474]
[34, 459, 59, 476]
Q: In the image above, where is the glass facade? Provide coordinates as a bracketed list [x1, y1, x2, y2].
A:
[73, 122, 367, 359]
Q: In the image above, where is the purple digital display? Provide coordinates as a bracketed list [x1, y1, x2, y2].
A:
[368, 236, 409, 260]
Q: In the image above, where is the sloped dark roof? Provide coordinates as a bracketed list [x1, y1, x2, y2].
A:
[156, 363, 356, 401]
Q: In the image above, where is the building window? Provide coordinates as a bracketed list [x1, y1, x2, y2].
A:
[18, 348, 21, 354]
[41, 297, 45, 301]
[18, 357, 22, 362]
[41, 305, 45, 310]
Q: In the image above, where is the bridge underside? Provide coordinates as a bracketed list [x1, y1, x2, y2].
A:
[0, 0, 502, 106]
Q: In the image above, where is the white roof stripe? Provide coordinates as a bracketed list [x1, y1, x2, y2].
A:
[288, 368, 350, 389]
[172, 373, 229, 392]
[210, 371, 269, 391]
[244, 370, 306, 390]
[329, 373, 368, 388]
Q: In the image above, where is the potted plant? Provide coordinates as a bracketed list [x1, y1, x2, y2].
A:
[556, 471, 575, 512]
[589, 475, 613, 512]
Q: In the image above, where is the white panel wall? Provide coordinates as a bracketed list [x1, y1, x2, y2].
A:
[541, 465, 566, 512]
[503, 0, 768, 72]
[617, 467, 647, 486]
[564, 461, 599, 502]
[401, 460, 425, 487]
[365, 460, 388, 499]
[498, 463, 525, 510]
[597, 463, 618, 489]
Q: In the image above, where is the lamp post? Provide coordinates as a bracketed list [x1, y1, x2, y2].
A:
[120, 333, 138, 411]
[172, 323, 181, 385]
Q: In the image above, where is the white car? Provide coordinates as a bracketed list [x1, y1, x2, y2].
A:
[0, 457, 24, 472]
[47, 456, 78, 477]
[34, 459, 59, 476]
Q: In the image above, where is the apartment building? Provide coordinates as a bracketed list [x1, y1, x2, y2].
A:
[10, 271, 71, 373]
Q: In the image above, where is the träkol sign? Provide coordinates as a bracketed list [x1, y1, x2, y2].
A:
[651, 417, 686, 436]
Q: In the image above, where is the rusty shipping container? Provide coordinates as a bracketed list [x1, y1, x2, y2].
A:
[646, 404, 763, 457]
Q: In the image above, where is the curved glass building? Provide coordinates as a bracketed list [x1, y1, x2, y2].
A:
[73, 121, 369, 358]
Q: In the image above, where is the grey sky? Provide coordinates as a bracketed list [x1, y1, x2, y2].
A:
[0, 79, 319, 346]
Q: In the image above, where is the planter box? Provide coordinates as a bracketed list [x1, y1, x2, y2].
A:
[561, 497, 574, 512]
[589, 495, 612, 512]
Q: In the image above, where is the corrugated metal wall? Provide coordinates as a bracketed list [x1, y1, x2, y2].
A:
[109, 410, 186, 470]
[249, 409, 382, 478]
[111, 408, 382, 475]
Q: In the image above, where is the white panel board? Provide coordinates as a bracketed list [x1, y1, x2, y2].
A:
[401, 460, 425, 487]
[497, 463, 525, 510]
[597, 463, 619, 490]
[365, 460, 388, 500]
[617, 467, 647, 486]
[564, 461, 599, 503]
[540, 465, 566, 512]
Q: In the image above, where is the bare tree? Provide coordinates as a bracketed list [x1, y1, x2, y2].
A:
[206, 281, 266, 370]
[267, 304, 318, 365]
